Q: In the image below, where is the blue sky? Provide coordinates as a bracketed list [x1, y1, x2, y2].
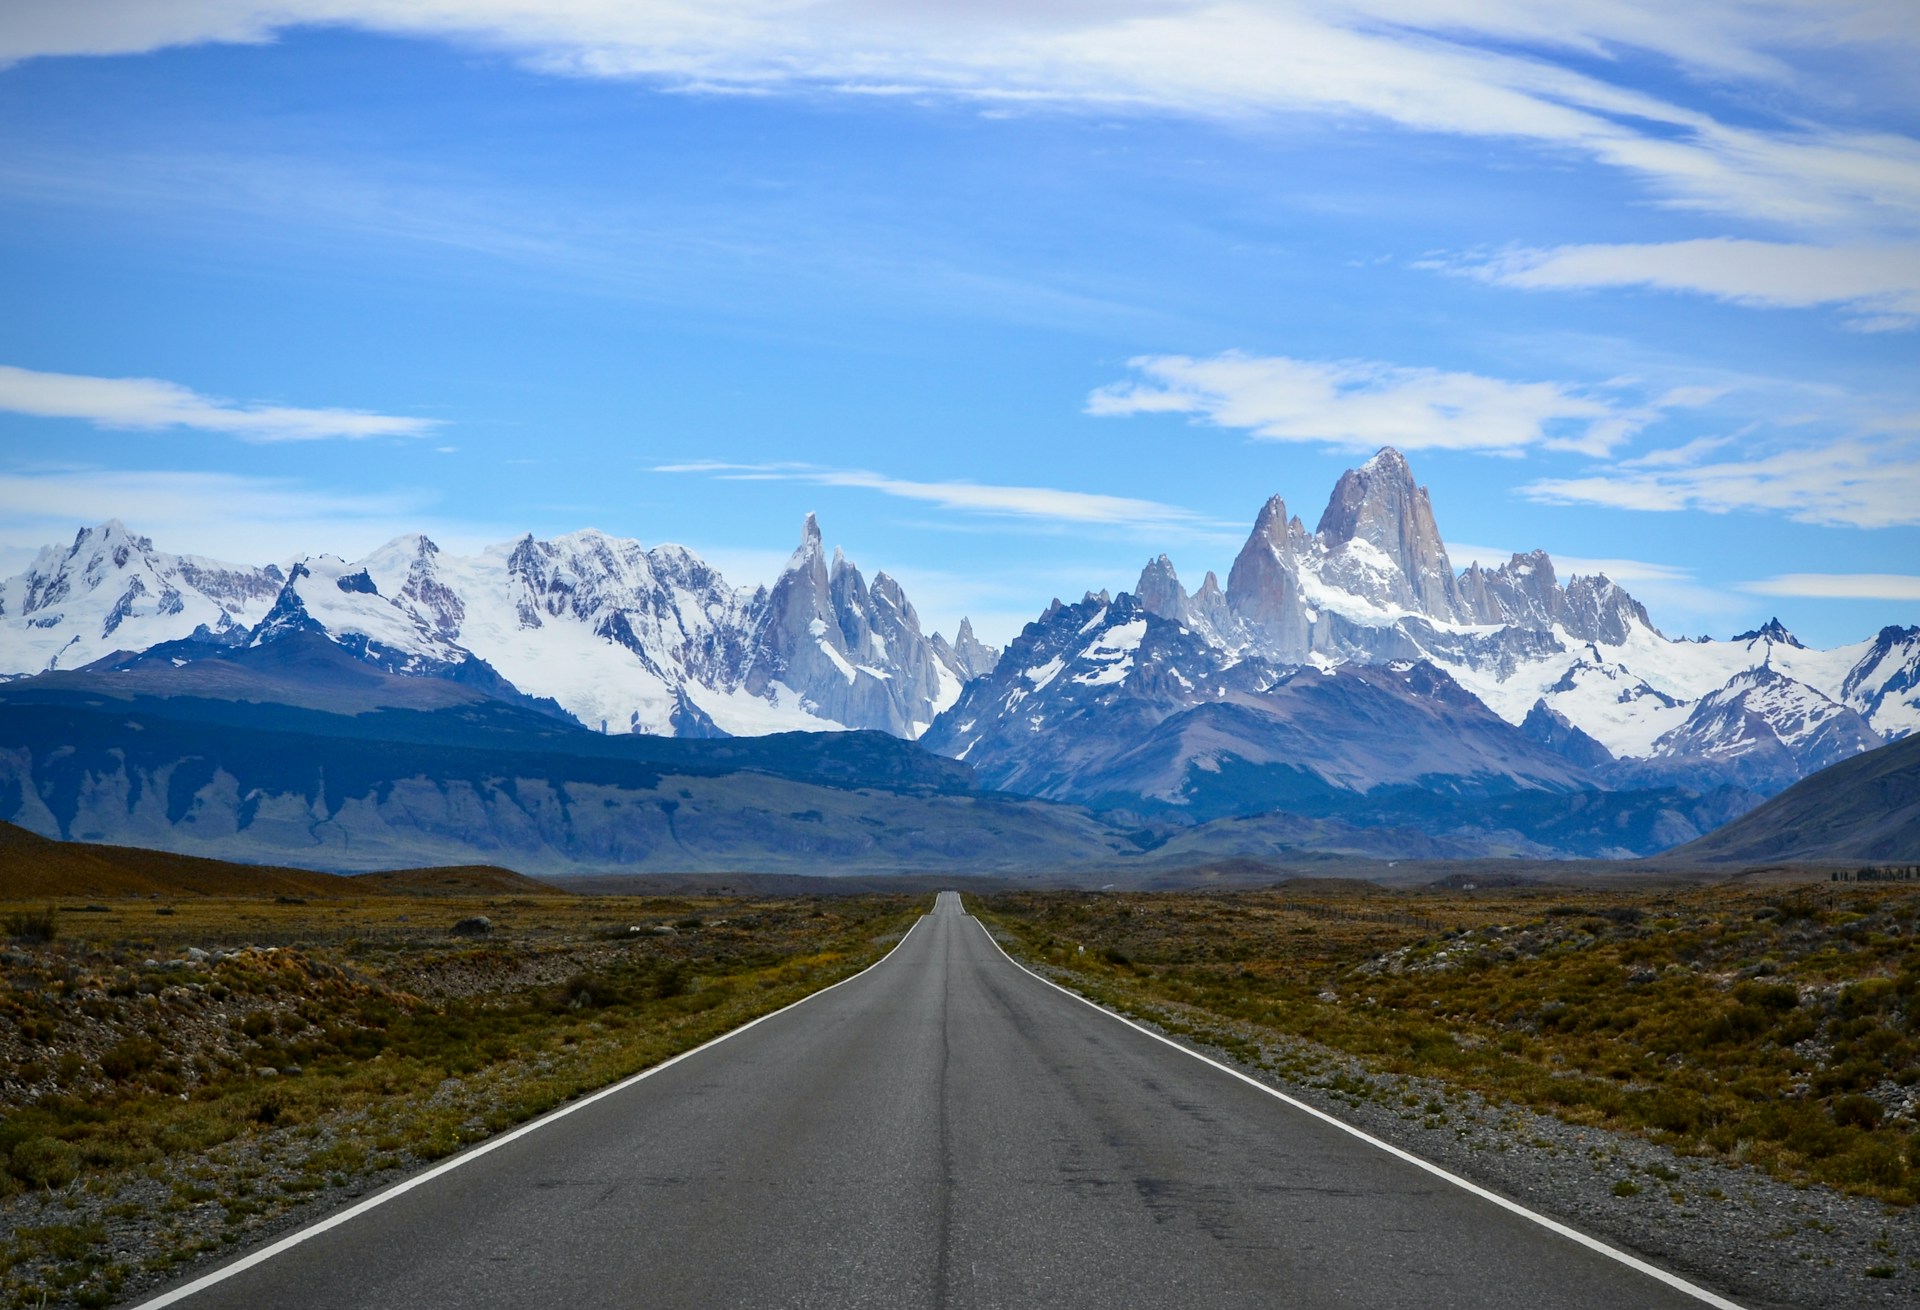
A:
[1, 3, 1917, 648]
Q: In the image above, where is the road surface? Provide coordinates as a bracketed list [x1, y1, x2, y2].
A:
[140, 891, 1733, 1309]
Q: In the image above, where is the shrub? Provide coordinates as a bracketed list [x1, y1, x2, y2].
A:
[100, 1037, 163, 1082]
[7, 1135, 81, 1189]
[4, 907, 59, 943]
[1732, 981, 1798, 1012]
[652, 962, 689, 999]
[1831, 1095, 1884, 1130]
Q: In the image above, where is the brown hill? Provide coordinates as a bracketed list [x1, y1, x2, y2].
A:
[353, 865, 568, 897]
[1673, 732, 1920, 864]
[0, 822, 562, 899]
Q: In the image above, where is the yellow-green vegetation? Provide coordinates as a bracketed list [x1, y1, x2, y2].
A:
[978, 882, 1918, 1206]
[0, 890, 922, 1309]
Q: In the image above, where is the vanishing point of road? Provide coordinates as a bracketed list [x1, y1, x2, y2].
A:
[138, 891, 1738, 1309]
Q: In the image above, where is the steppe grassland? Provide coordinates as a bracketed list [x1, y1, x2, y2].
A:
[977, 882, 1919, 1206]
[0, 890, 924, 1308]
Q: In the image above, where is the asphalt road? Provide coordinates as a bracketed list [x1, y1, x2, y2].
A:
[141, 891, 1732, 1309]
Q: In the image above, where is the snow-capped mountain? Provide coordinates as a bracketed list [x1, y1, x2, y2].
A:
[1, 448, 1910, 799]
[0, 518, 998, 739]
[991, 447, 1917, 801]
[0, 521, 283, 673]
[739, 515, 966, 737]
[1639, 665, 1883, 792]
[922, 591, 1596, 815]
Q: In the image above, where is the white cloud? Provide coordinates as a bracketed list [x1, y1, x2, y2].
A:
[1522, 433, 1920, 529]
[0, 466, 503, 566]
[1740, 573, 1920, 602]
[4, 2, 1918, 237]
[1088, 352, 1690, 456]
[1460, 239, 1920, 330]
[655, 460, 1226, 532]
[0, 363, 438, 442]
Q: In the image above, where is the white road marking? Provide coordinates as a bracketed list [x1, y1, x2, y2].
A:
[127, 911, 931, 1309]
[965, 900, 1750, 1310]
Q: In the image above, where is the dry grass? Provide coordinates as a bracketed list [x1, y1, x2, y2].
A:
[977, 881, 1919, 1206]
[0, 889, 923, 1308]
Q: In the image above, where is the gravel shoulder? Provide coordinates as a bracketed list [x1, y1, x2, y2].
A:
[1012, 948, 1919, 1310]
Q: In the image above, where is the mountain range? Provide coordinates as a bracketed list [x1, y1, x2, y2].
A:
[2, 447, 1914, 869]
[0, 513, 998, 740]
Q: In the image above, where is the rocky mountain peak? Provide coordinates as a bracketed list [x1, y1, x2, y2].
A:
[939, 617, 1000, 681]
[1246, 496, 1293, 556]
[1135, 554, 1189, 625]
[1736, 617, 1804, 649]
[1314, 445, 1459, 621]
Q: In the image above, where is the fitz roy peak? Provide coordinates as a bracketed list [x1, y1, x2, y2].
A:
[949, 447, 1917, 808]
[1198, 447, 1652, 662]
[0, 517, 997, 740]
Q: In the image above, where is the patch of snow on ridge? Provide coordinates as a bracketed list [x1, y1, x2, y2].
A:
[1085, 619, 1145, 657]
[1025, 655, 1066, 691]
[1334, 536, 1398, 581]
[1072, 618, 1146, 687]
[816, 635, 858, 684]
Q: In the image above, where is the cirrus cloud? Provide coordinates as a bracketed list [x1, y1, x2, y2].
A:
[1455, 239, 1920, 331]
[1086, 352, 1699, 456]
[0, 363, 438, 442]
[653, 460, 1229, 535]
[1739, 572, 1920, 601]
[1522, 433, 1920, 529]
[3, 2, 1919, 238]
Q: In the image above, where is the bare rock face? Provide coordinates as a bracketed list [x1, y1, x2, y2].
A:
[1458, 549, 1562, 630]
[1226, 495, 1312, 657]
[1313, 448, 1461, 622]
[1137, 555, 1242, 651]
[744, 517, 993, 736]
[935, 617, 1000, 682]
[1135, 554, 1189, 626]
[1519, 699, 1615, 769]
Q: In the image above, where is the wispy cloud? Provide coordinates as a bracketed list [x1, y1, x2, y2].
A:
[1740, 573, 1920, 602]
[0, 363, 438, 442]
[6, 3, 1919, 238]
[1522, 432, 1920, 529]
[0, 466, 506, 566]
[1087, 352, 1696, 456]
[1453, 240, 1920, 331]
[655, 460, 1227, 532]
